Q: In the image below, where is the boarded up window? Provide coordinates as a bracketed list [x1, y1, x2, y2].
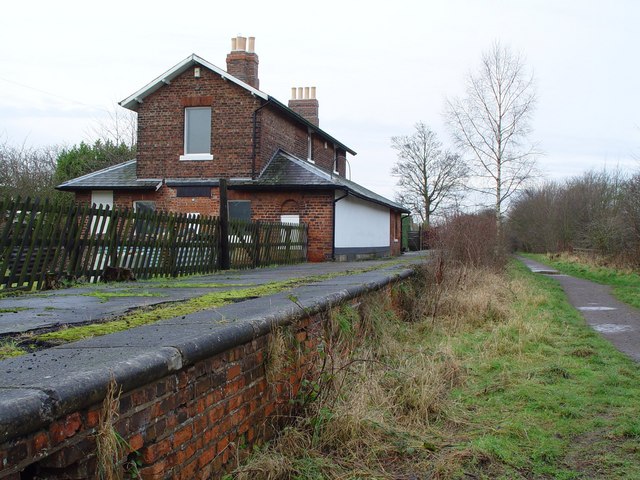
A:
[228, 200, 251, 221]
[133, 201, 156, 212]
[176, 186, 211, 198]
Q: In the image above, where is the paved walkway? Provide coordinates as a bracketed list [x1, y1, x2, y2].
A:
[519, 256, 640, 362]
[0, 252, 429, 336]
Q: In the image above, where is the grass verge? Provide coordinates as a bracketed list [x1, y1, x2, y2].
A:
[229, 260, 640, 479]
[523, 252, 640, 309]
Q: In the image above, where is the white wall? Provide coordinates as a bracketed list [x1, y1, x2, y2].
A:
[334, 194, 389, 248]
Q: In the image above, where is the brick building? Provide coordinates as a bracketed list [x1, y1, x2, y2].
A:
[58, 36, 409, 261]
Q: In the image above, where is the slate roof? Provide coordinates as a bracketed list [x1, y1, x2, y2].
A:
[232, 150, 409, 213]
[56, 160, 161, 191]
[56, 151, 408, 213]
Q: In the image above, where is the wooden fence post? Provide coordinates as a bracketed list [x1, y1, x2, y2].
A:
[218, 179, 230, 270]
[252, 221, 261, 269]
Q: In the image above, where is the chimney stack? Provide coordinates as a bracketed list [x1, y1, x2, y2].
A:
[226, 35, 259, 89]
[288, 85, 319, 126]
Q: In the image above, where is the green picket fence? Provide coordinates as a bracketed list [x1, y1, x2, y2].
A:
[0, 198, 308, 290]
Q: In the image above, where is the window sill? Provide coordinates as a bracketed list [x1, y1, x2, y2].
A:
[179, 153, 213, 161]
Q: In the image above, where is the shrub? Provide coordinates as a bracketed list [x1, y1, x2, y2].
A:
[434, 211, 507, 270]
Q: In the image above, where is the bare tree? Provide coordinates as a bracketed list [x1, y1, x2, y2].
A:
[86, 104, 137, 149]
[391, 122, 468, 227]
[0, 136, 60, 199]
[446, 42, 538, 229]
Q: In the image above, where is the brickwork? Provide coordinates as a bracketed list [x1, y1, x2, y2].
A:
[229, 189, 334, 262]
[77, 187, 334, 262]
[136, 67, 261, 180]
[390, 211, 402, 256]
[225, 51, 259, 89]
[0, 293, 385, 479]
[288, 98, 319, 126]
[257, 108, 338, 173]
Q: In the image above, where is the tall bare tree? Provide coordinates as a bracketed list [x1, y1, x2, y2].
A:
[446, 42, 538, 228]
[391, 122, 468, 227]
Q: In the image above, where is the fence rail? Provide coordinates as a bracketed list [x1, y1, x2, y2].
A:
[0, 198, 308, 291]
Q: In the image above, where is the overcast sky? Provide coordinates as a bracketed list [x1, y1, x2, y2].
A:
[1, 0, 638, 203]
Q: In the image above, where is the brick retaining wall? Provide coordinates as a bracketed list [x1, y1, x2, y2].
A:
[0, 265, 415, 479]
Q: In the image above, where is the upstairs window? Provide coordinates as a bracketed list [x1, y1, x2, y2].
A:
[180, 107, 213, 160]
[307, 133, 314, 163]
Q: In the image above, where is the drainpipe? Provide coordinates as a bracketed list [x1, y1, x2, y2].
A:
[332, 191, 348, 260]
[252, 99, 272, 179]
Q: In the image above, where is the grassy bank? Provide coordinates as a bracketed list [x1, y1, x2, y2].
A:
[523, 252, 640, 310]
[230, 260, 640, 479]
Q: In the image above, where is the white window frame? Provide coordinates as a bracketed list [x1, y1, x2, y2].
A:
[180, 107, 213, 161]
[307, 133, 314, 163]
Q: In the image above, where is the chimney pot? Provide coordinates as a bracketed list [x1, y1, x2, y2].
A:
[237, 36, 247, 51]
[310, 86, 316, 99]
[297, 87, 303, 99]
[291, 87, 297, 99]
[304, 87, 310, 99]
[247, 36, 255, 53]
[226, 35, 259, 89]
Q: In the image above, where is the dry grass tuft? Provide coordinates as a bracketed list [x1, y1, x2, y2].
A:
[265, 326, 288, 384]
[431, 447, 498, 479]
[96, 377, 125, 480]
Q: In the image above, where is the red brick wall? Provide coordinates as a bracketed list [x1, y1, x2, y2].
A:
[390, 211, 402, 256]
[288, 98, 319, 126]
[229, 189, 335, 262]
[78, 187, 336, 262]
[225, 51, 259, 89]
[77, 188, 219, 217]
[135, 65, 345, 183]
[75, 191, 91, 205]
[136, 67, 262, 180]
[0, 313, 328, 480]
[257, 108, 339, 174]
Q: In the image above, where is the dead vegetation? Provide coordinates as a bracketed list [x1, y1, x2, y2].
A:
[229, 258, 525, 479]
[96, 377, 125, 480]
